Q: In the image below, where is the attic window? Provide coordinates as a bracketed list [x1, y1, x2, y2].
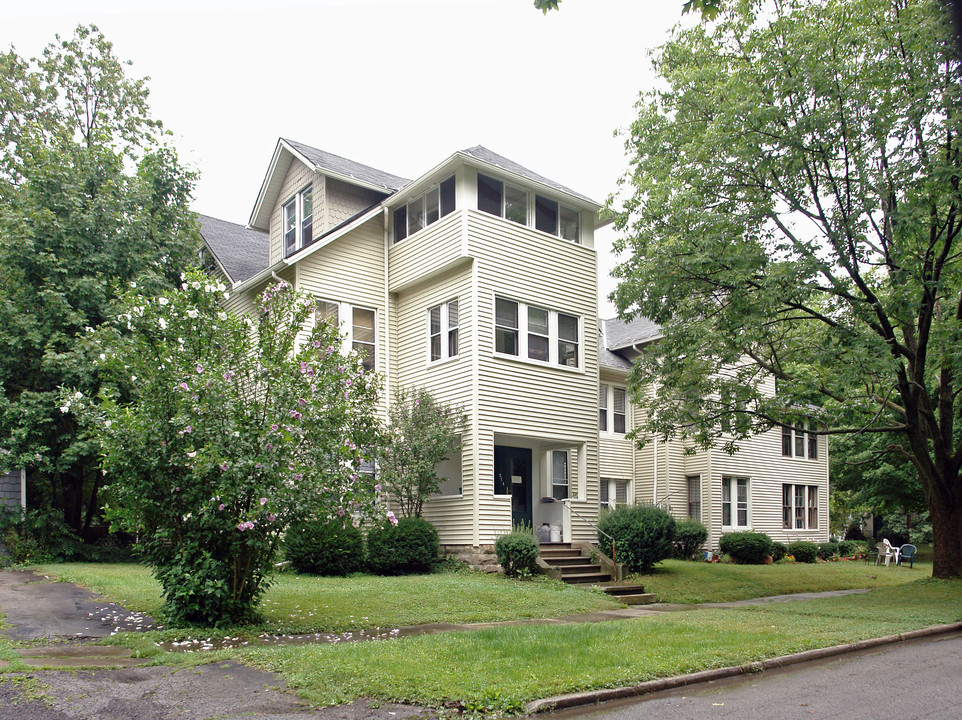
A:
[478, 173, 581, 243]
[283, 185, 314, 257]
[393, 176, 456, 244]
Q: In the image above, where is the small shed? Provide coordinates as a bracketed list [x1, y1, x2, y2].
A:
[0, 467, 25, 512]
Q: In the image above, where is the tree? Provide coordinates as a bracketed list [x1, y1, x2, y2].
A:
[65, 272, 383, 625]
[377, 387, 465, 518]
[0, 25, 197, 538]
[611, 0, 962, 577]
[533, 0, 724, 19]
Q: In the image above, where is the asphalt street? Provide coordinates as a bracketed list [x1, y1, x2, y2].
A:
[558, 632, 962, 720]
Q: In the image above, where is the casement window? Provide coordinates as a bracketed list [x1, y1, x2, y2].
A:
[551, 450, 569, 501]
[600, 478, 629, 511]
[393, 176, 456, 244]
[599, 384, 627, 434]
[687, 475, 702, 521]
[477, 173, 581, 243]
[429, 299, 459, 362]
[494, 296, 580, 369]
[782, 422, 819, 459]
[314, 300, 376, 372]
[722, 476, 749, 528]
[283, 185, 314, 257]
[782, 484, 819, 530]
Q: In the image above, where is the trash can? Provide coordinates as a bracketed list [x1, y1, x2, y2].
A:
[549, 525, 562, 543]
[536, 523, 551, 543]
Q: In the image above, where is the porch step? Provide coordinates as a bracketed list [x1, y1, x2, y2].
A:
[561, 572, 613, 584]
[596, 583, 658, 605]
[545, 556, 593, 567]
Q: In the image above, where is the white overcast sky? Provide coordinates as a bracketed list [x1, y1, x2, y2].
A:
[1, 0, 690, 317]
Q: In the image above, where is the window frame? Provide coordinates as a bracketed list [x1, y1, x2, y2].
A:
[781, 422, 819, 460]
[493, 296, 582, 370]
[599, 384, 627, 435]
[393, 175, 456, 244]
[428, 298, 460, 363]
[782, 483, 820, 530]
[476, 174, 582, 244]
[313, 298, 377, 372]
[721, 476, 749, 529]
[687, 475, 702, 521]
[600, 477, 629, 511]
[551, 450, 569, 501]
[283, 184, 314, 257]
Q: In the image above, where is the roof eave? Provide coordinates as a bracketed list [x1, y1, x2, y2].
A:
[460, 151, 602, 211]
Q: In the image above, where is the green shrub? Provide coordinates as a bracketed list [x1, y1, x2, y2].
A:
[817, 541, 840, 561]
[674, 519, 708, 560]
[718, 531, 773, 564]
[286, 519, 365, 576]
[0, 508, 85, 565]
[367, 517, 439, 575]
[770, 541, 788, 562]
[838, 539, 863, 557]
[789, 540, 818, 563]
[597, 504, 676, 573]
[495, 528, 540, 578]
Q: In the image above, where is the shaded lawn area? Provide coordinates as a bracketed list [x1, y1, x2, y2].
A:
[31, 564, 623, 633]
[638, 558, 928, 604]
[241, 578, 962, 711]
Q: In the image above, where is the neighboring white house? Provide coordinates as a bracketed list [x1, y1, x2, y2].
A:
[200, 138, 830, 563]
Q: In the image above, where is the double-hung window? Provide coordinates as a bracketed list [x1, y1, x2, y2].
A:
[314, 299, 377, 372]
[722, 476, 749, 528]
[782, 422, 819, 459]
[283, 185, 313, 257]
[429, 299, 459, 362]
[552, 450, 569, 500]
[599, 385, 627, 434]
[782, 484, 819, 530]
[477, 174, 581, 243]
[600, 478, 629, 511]
[393, 176, 456, 243]
[687, 475, 702, 521]
[494, 296, 580, 369]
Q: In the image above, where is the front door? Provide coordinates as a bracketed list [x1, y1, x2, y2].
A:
[494, 445, 532, 528]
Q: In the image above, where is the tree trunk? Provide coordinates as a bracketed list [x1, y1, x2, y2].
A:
[929, 479, 962, 578]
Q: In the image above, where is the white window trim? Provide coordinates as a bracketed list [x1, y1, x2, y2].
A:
[493, 296, 582, 371]
[283, 184, 313, 257]
[782, 483, 820, 531]
[721, 476, 750, 529]
[551, 449, 569, 501]
[314, 298, 377, 371]
[782, 422, 819, 460]
[600, 477, 630, 511]
[687, 474, 702, 522]
[599, 384, 628, 436]
[476, 173, 582, 244]
[428, 298, 459, 364]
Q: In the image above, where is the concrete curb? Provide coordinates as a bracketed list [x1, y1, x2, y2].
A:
[525, 622, 962, 713]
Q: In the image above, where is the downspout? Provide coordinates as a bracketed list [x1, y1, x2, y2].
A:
[20, 467, 26, 513]
[382, 207, 391, 409]
[271, 271, 284, 284]
[652, 408, 658, 505]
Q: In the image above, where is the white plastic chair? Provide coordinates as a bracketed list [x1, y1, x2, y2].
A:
[875, 541, 894, 566]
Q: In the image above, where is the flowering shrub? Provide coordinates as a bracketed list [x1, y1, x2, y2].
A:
[377, 387, 465, 518]
[63, 271, 383, 625]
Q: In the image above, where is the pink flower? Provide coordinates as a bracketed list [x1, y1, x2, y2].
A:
[260, 497, 268, 506]
[270, 424, 278, 431]
[374, 483, 381, 492]
[178, 382, 189, 391]
[298, 398, 306, 406]
[387, 511, 398, 526]
[195, 364, 204, 374]
[186, 451, 196, 458]
[184, 425, 192, 434]
[345, 379, 352, 387]
[223, 370, 234, 381]
[337, 508, 345, 516]
[220, 463, 228, 471]
[218, 503, 225, 511]
[289, 410, 302, 420]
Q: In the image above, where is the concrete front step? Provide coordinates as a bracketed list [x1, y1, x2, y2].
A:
[561, 572, 613, 584]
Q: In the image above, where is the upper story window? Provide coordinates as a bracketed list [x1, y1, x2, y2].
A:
[314, 299, 376, 372]
[599, 384, 627, 434]
[393, 176, 456, 244]
[283, 185, 313, 257]
[782, 422, 818, 459]
[429, 299, 459, 362]
[494, 297, 579, 369]
[477, 173, 581, 243]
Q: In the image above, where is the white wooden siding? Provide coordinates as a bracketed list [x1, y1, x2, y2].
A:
[388, 211, 464, 291]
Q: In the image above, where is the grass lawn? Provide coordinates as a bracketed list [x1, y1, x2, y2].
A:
[25, 559, 956, 713]
[30, 564, 623, 633]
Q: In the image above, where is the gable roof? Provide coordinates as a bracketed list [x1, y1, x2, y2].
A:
[461, 145, 599, 207]
[249, 138, 410, 231]
[198, 214, 269, 284]
[604, 316, 663, 351]
[284, 139, 410, 193]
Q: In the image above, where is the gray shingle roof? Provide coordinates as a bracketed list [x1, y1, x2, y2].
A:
[198, 214, 269, 284]
[284, 139, 410, 193]
[461, 146, 599, 207]
[604, 316, 663, 350]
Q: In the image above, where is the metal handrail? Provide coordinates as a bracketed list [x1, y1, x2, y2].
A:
[559, 498, 618, 573]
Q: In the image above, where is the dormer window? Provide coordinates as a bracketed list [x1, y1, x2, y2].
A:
[283, 185, 313, 257]
[393, 176, 456, 243]
[478, 173, 581, 243]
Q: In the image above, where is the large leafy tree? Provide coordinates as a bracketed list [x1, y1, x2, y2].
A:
[611, 0, 962, 577]
[0, 26, 197, 536]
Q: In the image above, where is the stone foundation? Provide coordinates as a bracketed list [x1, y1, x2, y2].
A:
[440, 544, 502, 573]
